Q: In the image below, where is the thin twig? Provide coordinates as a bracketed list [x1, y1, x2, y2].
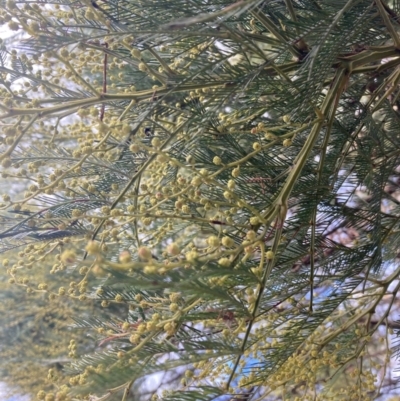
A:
[100, 42, 108, 121]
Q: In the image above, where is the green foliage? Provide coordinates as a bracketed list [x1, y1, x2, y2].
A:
[1, 0, 400, 400]
[0, 256, 110, 399]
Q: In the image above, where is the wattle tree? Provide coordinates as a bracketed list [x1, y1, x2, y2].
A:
[1, 1, 400, 400]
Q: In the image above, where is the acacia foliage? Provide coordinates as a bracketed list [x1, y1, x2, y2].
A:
[0, 255, 115, 399]
[2, 0, 400, 400]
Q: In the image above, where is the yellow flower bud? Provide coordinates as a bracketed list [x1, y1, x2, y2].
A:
[85, 240, 100, 255]
[222, 237, 234, 247]
[213, 156, 222, 165]
[231, 167, 240, 178]
[218, 257, 230, 267]
[129, 143, 140, 153]
[283, 138, 292, 147]
[167, 242, 180, 255]
[266, 250, 274, 259]
[119, 250, 131, 263]
[207, 235, 220, 247]
[151, 137, 161, 147]
[246, 230, 256, 240]
[138, 246, 152, 261]
[185, 251, 198, 262]
[130, 48, 141, 59]
[60, 250, 76, 264]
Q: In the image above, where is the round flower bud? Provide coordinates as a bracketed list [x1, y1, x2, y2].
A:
[151, 137, 161, 148]
[185, 370, 194, 379]
[85, 240, 100, 255]
[60, 250, 76, 264]
[157, 153, 168, 163]
[101, 206, 111, 214]
[246, 230, 256, 241]
[253, 142, 261, 150]
[231, 167, 240, 178]
[218, 257, 230, 267]
[85, 9, 96, 20]
[283, 139, 292, 147]
[8, 20, 19, 31]
[130, 334, 140, 344]
[119, 251, 131, 263]
[143, 265, 158, 274]
[177, 176, 186, 185]
[222, 237, 234, 247]
[166, 243, 180, 255]
[129, 143, 140, 153]
[60, 48, 69, 58]
[110, 209, 122, 217]
[1, 157, 12, 168]
[81, 145, 93, 155]
[213, 156, 222, 165]
[244, 246, 254, 255]
[265, 132, 276, 140]
[138, 62, 147, 71]
[266, 250, 274, 259]
[207, 235, 220, 247]
[227, 180, 235, 190]
[185, 251, 198, 262]
[164, 322, 175, 334]
[96, 122, 109, 134]
[223, 191, 233, 200]
[191, 176, 202, 186]
[138, 246, 152, 261]
[169, 292, 181, 302]
[130, 48, 141, 59]
[249, 216, 260, 226]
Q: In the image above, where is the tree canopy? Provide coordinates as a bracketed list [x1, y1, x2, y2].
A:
[1, 0, 400, 400]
